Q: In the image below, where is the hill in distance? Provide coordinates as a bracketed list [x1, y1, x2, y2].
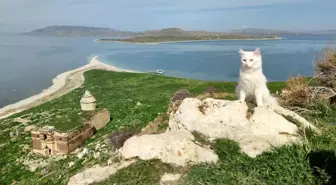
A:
[23, 25, 138, 37]
[23, 25, 336, 37]
[230, 28, 336, 36]
[24, 26, 230, 37]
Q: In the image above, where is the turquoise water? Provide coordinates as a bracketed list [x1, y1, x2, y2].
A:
[0, 35, 333, 107]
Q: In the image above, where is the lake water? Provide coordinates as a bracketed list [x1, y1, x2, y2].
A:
[0, 34, 335, 107]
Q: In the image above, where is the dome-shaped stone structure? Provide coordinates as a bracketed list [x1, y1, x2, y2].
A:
[80, 91, 96, 111]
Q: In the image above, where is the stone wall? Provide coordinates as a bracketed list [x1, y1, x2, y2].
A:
[67, 124, 95, 153]
[54, 123, 95, 154]
[89, 109, 110, 130]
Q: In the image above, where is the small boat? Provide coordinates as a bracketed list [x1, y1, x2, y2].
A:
[149, 69, 165, 75]
[155, 69, 165, 75]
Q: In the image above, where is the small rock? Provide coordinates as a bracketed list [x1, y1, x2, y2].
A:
[95, 144, 101, 151]
[9, 132, 15, 137]
[136, 102, 142, 106]
[107, 159, 113, 166]
[15, 130, 21, 137]
[160, 173, 182, 185]
[93, 152, 100, 159]
[41, 169, 48, 175]
[69, 162, 75, 168]
[24, 125, 37, 132]
[77, 148, 89, 159]
[13, 117, 30, 124]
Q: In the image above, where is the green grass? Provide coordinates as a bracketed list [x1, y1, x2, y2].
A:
[1, 70, 336, 185]
[93, 160, 184, 185]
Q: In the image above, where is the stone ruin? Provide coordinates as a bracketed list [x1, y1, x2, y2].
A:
[31, 91, 111, 156]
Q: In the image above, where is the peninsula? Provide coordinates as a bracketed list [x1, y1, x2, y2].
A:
[24, 26, 281, 41]
[97, 35, 281, 44]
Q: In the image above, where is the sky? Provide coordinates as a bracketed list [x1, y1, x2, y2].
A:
[0, 0, 335, 32]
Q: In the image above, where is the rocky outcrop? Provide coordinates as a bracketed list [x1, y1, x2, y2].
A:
[120, 129, 218, 166]
[168, 98, 316, 157]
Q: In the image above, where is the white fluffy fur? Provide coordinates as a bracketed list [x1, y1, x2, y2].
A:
[236, 48, 278, 106]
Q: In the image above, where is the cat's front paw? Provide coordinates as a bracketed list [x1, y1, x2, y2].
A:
[256, 102, 264, 107]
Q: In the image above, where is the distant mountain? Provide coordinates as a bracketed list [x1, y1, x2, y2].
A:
[230, 28, 336, 37]
[24, 26, 336, 37]
[139, 28, 225, 37]
[24, 26, 227, 37]
[23, 25, 138, 37]
[311, 30, 336, 35]
[230, 28, 308, 37]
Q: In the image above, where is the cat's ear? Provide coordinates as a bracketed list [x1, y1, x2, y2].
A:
[239, 49, 244, 55]
[254, 48, 261, 56]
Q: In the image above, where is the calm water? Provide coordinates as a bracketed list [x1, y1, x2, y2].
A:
[0, 34, 334, 107]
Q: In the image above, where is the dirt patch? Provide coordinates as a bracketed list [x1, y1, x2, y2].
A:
[140, 113, 169, 135]
[196, 92, 234, 101]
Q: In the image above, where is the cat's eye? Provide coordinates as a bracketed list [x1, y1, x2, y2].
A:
[243, 59, 246, 62]
[250, 59, 253, 62]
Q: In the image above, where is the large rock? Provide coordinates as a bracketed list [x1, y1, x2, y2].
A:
[168, 98, 316, 157]
[120, 129, 218, 166]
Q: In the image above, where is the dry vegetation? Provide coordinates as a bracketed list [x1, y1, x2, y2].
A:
[314, 46, 336, 88]
[280, 46, 336, 111]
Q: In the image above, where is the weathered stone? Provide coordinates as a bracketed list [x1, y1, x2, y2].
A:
[24, 125, 37, 132]
[13, 117, 30, 124]
[68, 161, 75, 168]
[168, 98, 316, 157]
[68, 160, 136, 185]
[89, 109, 110, 130]
[15, 130, 21, 137]
[93, 152, 100, 159]
[160, 173, 182, 185]
[77, 148, 89, 159]
[120, 129, 218, 166]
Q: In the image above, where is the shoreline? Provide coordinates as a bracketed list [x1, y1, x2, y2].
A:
[96, 37, 282, 45]
[0, 56, 137, 119]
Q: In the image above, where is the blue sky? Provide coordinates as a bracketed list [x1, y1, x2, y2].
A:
[0, 0, 335, 32]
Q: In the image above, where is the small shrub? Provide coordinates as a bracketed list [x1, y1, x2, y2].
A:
[204, 87, 217, 94]
[280, 75, 313, 107]
[170, 89, 192, 103]
[314, 46, 336, 88]
[168, 89, 192, 113]
[108, 130, 136, 150]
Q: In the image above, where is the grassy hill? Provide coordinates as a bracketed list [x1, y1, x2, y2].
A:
[0, 70, 335, 185]
[23, 25, 138, 37]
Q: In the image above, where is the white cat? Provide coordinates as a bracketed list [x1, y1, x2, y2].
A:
[236, 48, 278, 106]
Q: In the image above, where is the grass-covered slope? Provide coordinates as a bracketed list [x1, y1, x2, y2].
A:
[1, 70, 336, 185]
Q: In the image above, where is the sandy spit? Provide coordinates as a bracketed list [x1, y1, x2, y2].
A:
[0, 56, 137, 119]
